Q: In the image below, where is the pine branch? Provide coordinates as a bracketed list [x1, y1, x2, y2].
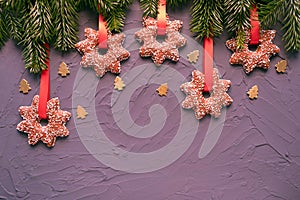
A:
[224, 0, 254, 49]
[259, 0, 300, 52]
[0, 8, 9, 48]
[22, 40, 48, 74]
[105, 0, 134, 32]
[79, 0, 133, 32]
[139, 0, 190, 16]
[168, 0, 190, 8]
[4, 9, 22, 41]
[52, 0, 79, 51]
[282, 0, 300, 52]
[139, 0, 158, 17]
[258, 0, 285, 28]
[190, 0, 223, 39]
[106, 9, 126, 32]
[118, 0, 135, 7]
[20, 0, 53, 73]
[2, 0, 26, 12]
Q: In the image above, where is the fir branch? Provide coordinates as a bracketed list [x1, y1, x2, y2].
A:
[23, 1, 52, 42]
[106, 9, 126, 32]
[224, 0, 255, 48]
[22, 40, 48, 73]
[258, 0, 285, 28]
[20, 0, 53, 73]
[190, 0, 223, 39]
[118, 0, 134, 7]
[139, 0, 158, 17]
[0, 8, 9, 48]
[282, 0, 300, 52]
[139, 0, 190, 16]
[52, 0, 79, 51]
[79, 0, 133, 32]
[105, 0, 133, 32]
[80, 0, 117, 14]
[4, 9, 22, 41]
[259, 0, 300, 52]
[168, 0, 190, 8]
[2, 0, 27, 12]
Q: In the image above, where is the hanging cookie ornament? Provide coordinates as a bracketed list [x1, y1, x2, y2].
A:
[75, 9, 130, 77]
[181, 69, 233, 119]
[179, 5, 232, 119]
[17, 44, 71, 147]
[226, 6, 280, 74]
[135, 0, 187, 66]
[17, 96, 71, 147]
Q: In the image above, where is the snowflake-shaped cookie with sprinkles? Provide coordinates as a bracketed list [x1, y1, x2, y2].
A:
[226, 30, 280, 74]
[180, 69, 233, 119]
[75, 28, 130, 77]
[17, 95, 71, 147]
[135, 16, 187, 65]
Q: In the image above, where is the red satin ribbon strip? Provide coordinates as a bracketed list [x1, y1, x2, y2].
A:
[157, 0, 167, 35]
[38, 43, 50, 119]
[98, 4, 108, 49]
[203, 37, 214, 93]
[98, 14, 108, 49]
[250, 6, 260, 45]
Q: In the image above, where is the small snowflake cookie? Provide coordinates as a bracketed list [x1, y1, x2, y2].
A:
[226, 30, 280, 74]
[135, 16, 187, 65]
[75, 28, 130, 77]
[17, 95, 71, 147]
[180, 69, 233, 119]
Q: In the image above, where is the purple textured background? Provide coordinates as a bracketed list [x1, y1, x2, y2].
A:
[1, 1, 300, 199]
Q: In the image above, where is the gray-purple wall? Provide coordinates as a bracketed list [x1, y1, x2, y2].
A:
[1, 1, 300, 199]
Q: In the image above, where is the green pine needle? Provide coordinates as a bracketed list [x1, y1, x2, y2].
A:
[168, 0, 190, 8]
[106, 9, 126, 32]
[259, 0, 300, 52]
[139, 0, 158, 17]
[22, 40, 48, 74]
[0, 8, 9, 48]
[20, 0, 53, 73]
[52, 0, 79, 51]
[190, 0, 223, 39]
[224, 0, 254, 49]
[259, 0, 285, 28]
[282, 0, 300, 52]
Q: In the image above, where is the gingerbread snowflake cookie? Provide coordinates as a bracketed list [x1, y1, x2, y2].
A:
[135, 17, 187, 65]
[17, 95, 71, 147]
[75, 28, 130, 77]
[180, 69, 233, 119]
[226, 30, 280, 73]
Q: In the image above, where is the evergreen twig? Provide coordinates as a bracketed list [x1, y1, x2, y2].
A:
[140, 0, 158, 17]
[224, 0, 255, 49]
[0, 8, 9, 47]
[20, 0, 52, 73]
[168, 0, 190, 8]
[190, 0, 223, 39]
[259, 0, 300, 52]
[52, 0, 79, 51]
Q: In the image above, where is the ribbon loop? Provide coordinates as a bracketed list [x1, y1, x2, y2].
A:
[98, 4, 108, 49]
[203, 37, 213, 92]
[98, 14, 108, 49]
[250, 6, 260, 45]
[38, 43, 50, 119]
[157, 0, 167, 35]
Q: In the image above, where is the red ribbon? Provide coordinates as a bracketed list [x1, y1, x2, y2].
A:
[98, 14, 108, 49]
[203, 37, 213, 93]
[249, 6, 260, 45]
[38, 43, 50, 119]
[157, 0, 167, 35]
[98, 4, 108, 49]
